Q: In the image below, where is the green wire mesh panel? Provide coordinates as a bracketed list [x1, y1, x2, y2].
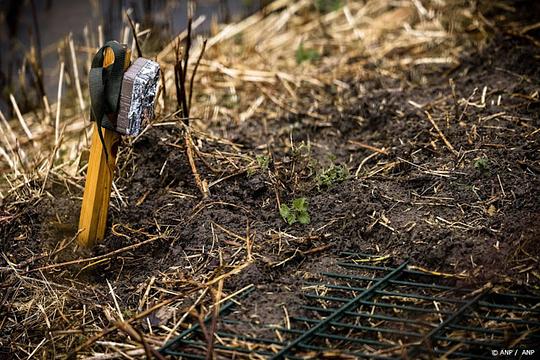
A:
[160, 253, 540, 359]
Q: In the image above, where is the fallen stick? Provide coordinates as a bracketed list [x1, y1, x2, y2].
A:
[425, 111, 458, 157]
[12, 231, 81, 270]
[348, 140, 388, 155]
[26, 232, 168, 274]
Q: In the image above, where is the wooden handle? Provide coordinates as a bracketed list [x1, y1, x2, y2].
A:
[78, 48, 131, 247]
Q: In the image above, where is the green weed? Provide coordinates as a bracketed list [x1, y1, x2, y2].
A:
[256, 155, 270, 170]
[317, 164, 349, 188]
[296, 43, 320, 64]
[474, 158, 490, 172]
[280, 197, 310, 225]
[247, 155, 270, 176]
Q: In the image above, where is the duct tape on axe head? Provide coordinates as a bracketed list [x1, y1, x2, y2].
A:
[89, 40, 160, 137]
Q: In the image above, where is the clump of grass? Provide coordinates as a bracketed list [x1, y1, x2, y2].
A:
[280, 197, 310, 225]
[295, 43, 320, 64]
[317, 163, 349, 188]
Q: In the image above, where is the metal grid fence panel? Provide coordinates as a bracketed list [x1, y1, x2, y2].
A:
[160, 253, 540, 359]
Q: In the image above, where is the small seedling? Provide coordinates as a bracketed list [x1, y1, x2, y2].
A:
[280, 197, 310, 225]
[474, 158, 490, 172]
[256, 155, 270, 170]
[317, 164, 349, 188]
[247, 155, 270, 176]
[295, 43, 320, 64]
[291, 141, 311, 158]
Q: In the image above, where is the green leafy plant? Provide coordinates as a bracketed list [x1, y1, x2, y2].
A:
[314, 0, 343, 13]
[317, 164, 349, 188]
[256, 155, 270, 170]
[247, 155, 270, 176]
[280, 198, 310, 225]
[295, 43, 320, 64]
[474, 158, 490, 172]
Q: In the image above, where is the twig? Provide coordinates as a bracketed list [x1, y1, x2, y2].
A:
[188, 39, 207, 110]
[12, 230, 81, 270]
[40, 124, 66, 195]
[348, 140, 388, 155]
[126, 10, 142, 58]
[69, 33, 86, 114]
[206, 279, 223, 359]
[27, 232, 169, 273]
[55, 62, 65, 146]
[182, 18, 192, 86]
[42, 95, 52, 124]
[173, 17, 209, 198]
[425, 111, 458, 157]
[185, 130, 209, 197]
[9, 94, 33, 141]
[29, 0, 44, 99]
[175, 60, 190, 121]
[0, 146, 17, 172]
[107, 280, 125, 322]
[115, 322, 166, 360]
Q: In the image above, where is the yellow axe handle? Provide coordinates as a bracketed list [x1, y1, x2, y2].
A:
[78, 48, 131, 247]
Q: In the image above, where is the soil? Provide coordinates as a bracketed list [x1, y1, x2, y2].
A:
[1, 5, 540, 357]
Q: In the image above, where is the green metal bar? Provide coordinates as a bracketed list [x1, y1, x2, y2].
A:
[214, 331, 282, 345]
[336, 262, 438, 277]
[478, 301, 540, 313]
[308, 282, 466, 304]
[277, 326, 392, 348]
[489, 292, 540, 301]
[270, 261, 408, 359]
[448, 323, 540, 338]
[306, 294, 455, 315]
[166, 339, 279, 357]
[301, 305, 435, 327]
[322, 272, 465, 292]
[161, 349, 206, 359]
[466, 313, 540, 326]
[291, 316, 423, 337]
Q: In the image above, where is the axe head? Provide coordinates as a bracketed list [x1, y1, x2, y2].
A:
[117, 58, 160, 136]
